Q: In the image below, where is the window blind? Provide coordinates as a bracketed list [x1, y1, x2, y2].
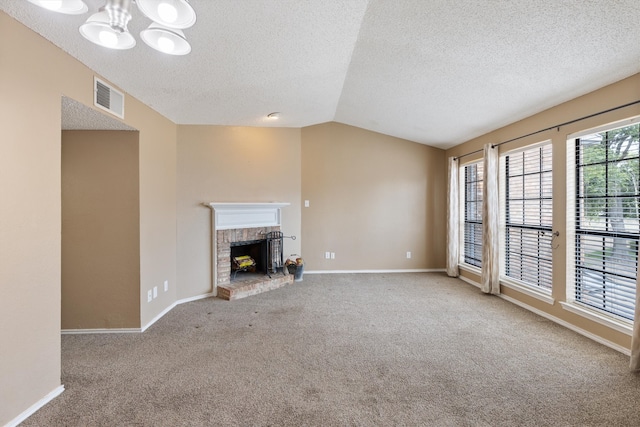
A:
[504, 143, 553, 290]
[575, 123, 640, 320]
[464, 162, 483, 267]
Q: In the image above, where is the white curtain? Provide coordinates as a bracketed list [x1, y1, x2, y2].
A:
[630, 271, 640, 370]
[481, 144, 500, 295]
[447, 157, 459, 277]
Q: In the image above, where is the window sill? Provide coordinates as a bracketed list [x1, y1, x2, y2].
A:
[458, 263, 481, 276]
[500, 277, 555, 305]
[560, 302, 633, 335]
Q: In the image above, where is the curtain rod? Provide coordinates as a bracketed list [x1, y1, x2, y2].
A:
[453, 99, 640, 161]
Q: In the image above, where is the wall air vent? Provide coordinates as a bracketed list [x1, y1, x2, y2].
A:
[94, 77, 124, 119]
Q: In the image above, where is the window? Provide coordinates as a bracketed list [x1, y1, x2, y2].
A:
[575, 123, 640, 320]
[504, 144, 553, 290]
[463, 162, 483, 267]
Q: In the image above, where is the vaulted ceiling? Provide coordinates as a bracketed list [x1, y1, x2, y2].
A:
[2, 0, 639, 149]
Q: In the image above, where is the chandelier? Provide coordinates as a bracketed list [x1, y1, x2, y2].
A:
[27, 0, 197, 55]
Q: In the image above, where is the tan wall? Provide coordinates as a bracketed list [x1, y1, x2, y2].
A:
[176, 126, 302, 299]
[62, 131, 140, 329]
[446, 73, 640, 351]
[134, 100, 177, 329]
[0, 14, 63, 426]
[2, 3, 637, 423]
[0, 11, 177, 425]
[301, 122, 447, 270]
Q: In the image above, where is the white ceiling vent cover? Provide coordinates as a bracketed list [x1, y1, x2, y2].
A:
[94, 77, 124, 119]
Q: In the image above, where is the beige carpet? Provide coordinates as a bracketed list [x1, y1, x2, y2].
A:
[22, 273, 640, 426]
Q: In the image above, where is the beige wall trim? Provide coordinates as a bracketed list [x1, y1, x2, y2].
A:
[457, 275, 631, 356]
[500, 279, 556, 305]
[459, 264, 482, 277]
[6, 385, 64, 427]
[62, 328, 141, 335]
[502, 294, 631, 356]
[459, 275, 481, 288]
[305, 269, 446, 274]
[559, 302, 633, 336]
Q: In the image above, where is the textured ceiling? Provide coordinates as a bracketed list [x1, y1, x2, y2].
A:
[2, 0, 640, 149]
[62, 96, 136, 131]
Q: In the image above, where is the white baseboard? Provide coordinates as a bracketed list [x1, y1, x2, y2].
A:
[6, 385, 64, 427]
[304, 269, 445, 274]
[457, 275, 630, 356]
[458, 275, 481, 288]
[141, 302, 178, 333]
[176, 292, 215, 305]
[140, 292, 214, 332]
[500, 294, 631, 356]
[62, 292, 215, 335]
[62, 328, 141, 335]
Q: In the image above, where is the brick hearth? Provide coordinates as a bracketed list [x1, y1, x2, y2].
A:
[217, 273, 294, 301]
[216, 226, 293, 300]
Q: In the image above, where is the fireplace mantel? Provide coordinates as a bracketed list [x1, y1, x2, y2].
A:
[207, 202, 290, 230]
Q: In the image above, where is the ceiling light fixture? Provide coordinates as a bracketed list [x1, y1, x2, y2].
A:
[140, 24, 191, 55]
[136, 0, 196, 29]
[27, 0, 88, 14]
[29, 0, 196, 55]
[79, 10, 136, 50]
[267, 112, 281, 120]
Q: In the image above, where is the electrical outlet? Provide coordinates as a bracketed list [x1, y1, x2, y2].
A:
[325, 251, 331, 259]
[330, 252, 335, 259]
[407, 251, 412, 259]
[153, 286, 158, 298]
[147, 290, 152, 303]
[164, 280, 169, 292]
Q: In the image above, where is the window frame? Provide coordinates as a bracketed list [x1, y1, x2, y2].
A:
[566, 117, 640, 324]
[460, 160, 484, 269]
[499, 141, 554, 293]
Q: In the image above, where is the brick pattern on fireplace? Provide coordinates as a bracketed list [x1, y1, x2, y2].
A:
[216, 226, 294, 300]
[217, 274, 293, 300]
[216, 226, 280, 285]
